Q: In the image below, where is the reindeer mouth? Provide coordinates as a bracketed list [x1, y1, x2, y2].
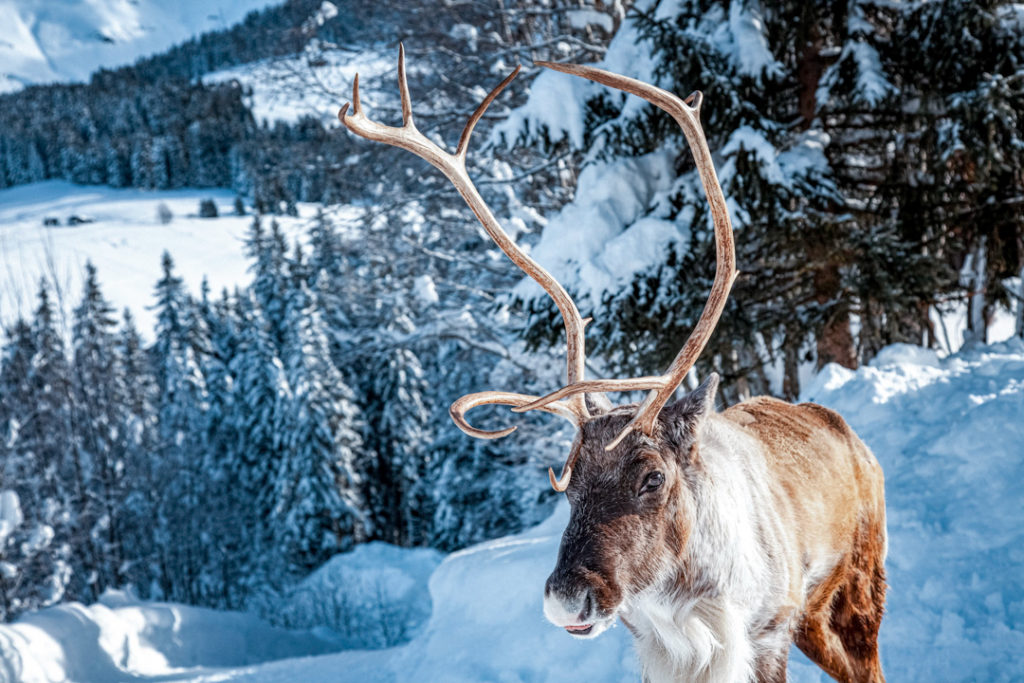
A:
[564, 623, 594, 636]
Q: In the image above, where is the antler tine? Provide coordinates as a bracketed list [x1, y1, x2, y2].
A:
[457, 65, 521, 161]
[339, 47, 592, 429]
[537, 61, 737, 452]
[397, 44, 413, 126]
[548, 438, 584, 492]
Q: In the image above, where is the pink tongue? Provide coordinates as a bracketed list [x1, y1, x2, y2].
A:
[566, 624, 591, 631]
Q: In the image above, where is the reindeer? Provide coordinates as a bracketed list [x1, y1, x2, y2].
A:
[339, 47, 887, 683]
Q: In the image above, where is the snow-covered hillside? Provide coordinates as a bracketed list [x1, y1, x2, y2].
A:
[0, 181, 357, 334]
[204, 47, 391, 127]
[2, 339, 1022, 683]
[0, 0, 279, 93]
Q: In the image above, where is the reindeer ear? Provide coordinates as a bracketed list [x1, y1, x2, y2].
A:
[660, 373, 719, 454]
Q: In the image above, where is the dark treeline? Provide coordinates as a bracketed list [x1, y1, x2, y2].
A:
[0, 0, 410, 210]
[0, 65, 355, 211]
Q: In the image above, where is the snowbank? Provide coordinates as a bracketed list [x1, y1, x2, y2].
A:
[0, 592, 339, 683]
[276, 541, 442, 649]
[2, 339, 1022, 682]
[801, 340, 1024, 682]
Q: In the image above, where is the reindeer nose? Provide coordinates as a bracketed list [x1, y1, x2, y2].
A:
[546, 564, 622, 618]
[545, 572, 595, 618]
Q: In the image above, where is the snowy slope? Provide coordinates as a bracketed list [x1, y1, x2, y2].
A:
[0, 181, 358, 335]
[0, 0, 278, 93]
[204, 47, 394, 127]
[1, 339, 1022, 682]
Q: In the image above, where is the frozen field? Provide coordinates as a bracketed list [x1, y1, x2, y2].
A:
[0, 181, 357, 334]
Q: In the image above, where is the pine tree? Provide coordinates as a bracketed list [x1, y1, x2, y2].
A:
[512, 0, 1023, 400]
[0, 284, 78, 616]
[0, 319, 38, 618]
[245, 216, 291, 352]
[151, 253, 209, 602]
[228, 290, 290, 589]
[114, 309, 161, 599]
[359, 326, 432, 546]
[196, 284, 247, 606]
[70, 262, 124, 598]
[275, 279, 365, 574]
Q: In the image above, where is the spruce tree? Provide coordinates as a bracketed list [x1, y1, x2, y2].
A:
[512, 0, 1023, 399]
[70, 262, 124, 598]
[228, 290, 290, 589]
[114, 309, 161, 599]
[197, 285, 247, 606]
[151, 252, 209, 602]
[0, 284, 78, 615]
[245, 216, 291, 352]
[359, 335, 432, 546]
[275, 279, 365, 574]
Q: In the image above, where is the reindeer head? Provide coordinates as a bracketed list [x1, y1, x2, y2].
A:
[339, 48, 734, 640]
[542, 374, 718, 638]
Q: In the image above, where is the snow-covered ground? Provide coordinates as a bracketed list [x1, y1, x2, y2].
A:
[0, 181, 358, 335]
[204, 46, 393, 128]
[1, 338, 1021, 683]
[0, 0, 279, 93]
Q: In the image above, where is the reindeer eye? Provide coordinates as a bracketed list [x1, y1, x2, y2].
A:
[639, 471, 664, 495]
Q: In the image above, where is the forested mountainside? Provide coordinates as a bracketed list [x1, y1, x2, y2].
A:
[0, 0, 609, 209]
[0, 0, 279, 93]
[1, 0, 1023, 633]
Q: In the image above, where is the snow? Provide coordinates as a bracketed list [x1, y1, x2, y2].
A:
[721, 126, 786, 185]
[492, 68, 594, 149]
[2, 339, 1023, 682]
[0, 592, 340, 683]
[0, 0, 280, 94]
[845, 40, 896, 106]
[511, 151, 677, 303]
[204, 49, 395, 127]
[724, 0, 783, 83]
[0, 491, 21, 547]
[0, 181, 359, 335]
[492, 0, 657, 149]
[275, 542, 442, 649]
[412, 275, 439, 306]
[567, 9, 614, 34]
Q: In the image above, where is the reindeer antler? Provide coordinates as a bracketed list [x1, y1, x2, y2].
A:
[338, 49, 735, 492]
[339, 46, 591, 486]
[517, 62, 737, 452]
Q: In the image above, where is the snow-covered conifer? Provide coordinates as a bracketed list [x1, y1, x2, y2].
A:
[274, 279, 365, 574]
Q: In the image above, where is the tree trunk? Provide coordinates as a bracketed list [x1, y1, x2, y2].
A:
[782, 327, 801, 401]
[962, 237, 988, 346]
[1016, 264, 1024, 339]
